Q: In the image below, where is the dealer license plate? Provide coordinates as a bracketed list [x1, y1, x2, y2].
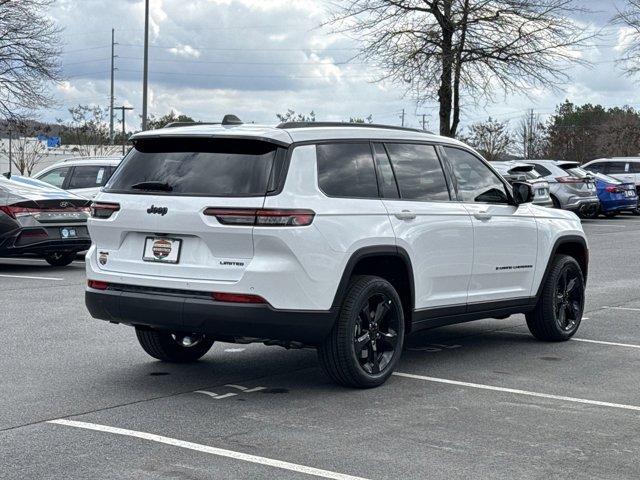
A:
[143, 237, 182, 264]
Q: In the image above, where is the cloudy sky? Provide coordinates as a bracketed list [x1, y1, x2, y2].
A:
[46, 0, 638, 132]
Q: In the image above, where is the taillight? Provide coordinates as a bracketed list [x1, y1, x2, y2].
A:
[0, 205, 31, 219]
[90, 202, 120, 219]
[211, 292, 267, 304]
[20, 229, 48, 238]
[555, 177, 583, 183]
[88, 280, 109, 290]
[605, 185, 624, 193]
[203, 208, 315, 227]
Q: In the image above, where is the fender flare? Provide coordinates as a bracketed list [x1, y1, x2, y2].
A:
[330, 245, 415, 314]
[534, 235, 588, 299]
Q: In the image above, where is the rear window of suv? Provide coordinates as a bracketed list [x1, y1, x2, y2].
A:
[105, 138, 281, 197]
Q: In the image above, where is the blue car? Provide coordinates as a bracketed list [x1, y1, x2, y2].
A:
[569, 166, 638, 217]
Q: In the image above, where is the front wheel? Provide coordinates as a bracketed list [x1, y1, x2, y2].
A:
[526, 255, 585, 341]
[44, 252, 76, 267]
[136, 328, 214, 362]
[318, 275, 405, 388]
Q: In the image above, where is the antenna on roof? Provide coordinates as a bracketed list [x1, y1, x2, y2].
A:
[222, 114, 243, 126]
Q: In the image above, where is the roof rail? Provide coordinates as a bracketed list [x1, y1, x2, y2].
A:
[275, 121, 430, 134]
[163, 122, 221, 128]
[60, 155, 122, 162]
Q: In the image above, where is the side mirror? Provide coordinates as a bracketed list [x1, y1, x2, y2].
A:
[512, 181, 534, 205]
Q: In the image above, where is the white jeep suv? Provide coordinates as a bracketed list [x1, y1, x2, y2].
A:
[86, 119, 588, 388]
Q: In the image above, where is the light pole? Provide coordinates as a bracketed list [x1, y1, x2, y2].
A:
[141, 0, 149, 131]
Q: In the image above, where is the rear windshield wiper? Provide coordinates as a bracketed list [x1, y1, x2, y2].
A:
[130, 181, 173, 192]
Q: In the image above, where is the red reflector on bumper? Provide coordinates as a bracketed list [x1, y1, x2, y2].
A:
[212, 292, 267, 304]
[88, 280, 109, 290]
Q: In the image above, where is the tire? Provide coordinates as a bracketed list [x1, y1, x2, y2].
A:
[526, 255, 585, 342]
[632, 207, 640, 216]
[551, 196, 561, 209]
[135, 328, 214, 362]
[578, 204, 599, 219]
[44, 252, 76, 267]
[318, 275, 405, 388]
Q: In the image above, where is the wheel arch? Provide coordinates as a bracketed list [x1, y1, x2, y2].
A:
[331, 246, 415, 331]
[535, 235, 589, 299]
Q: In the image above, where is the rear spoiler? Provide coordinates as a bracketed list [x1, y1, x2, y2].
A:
[507, 164, 534, 174]
[557, 162, 580, 170]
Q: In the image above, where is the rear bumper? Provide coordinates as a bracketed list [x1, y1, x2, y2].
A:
[0, 225, 91, 256]
[600, 198, 638, 212]
[86, 286, 337, 345]
[563, 197, 599, 211]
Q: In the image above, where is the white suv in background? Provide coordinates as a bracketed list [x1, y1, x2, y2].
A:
[85, 119, 589, 388]
[34, 156, 122, 199]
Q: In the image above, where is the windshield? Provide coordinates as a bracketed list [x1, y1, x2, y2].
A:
[105, 138, 281, 197]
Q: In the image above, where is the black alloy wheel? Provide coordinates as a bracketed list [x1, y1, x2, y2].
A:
[353, 292, 400, 375]
[553, 263, 583, 333]
[318, 275, 405, 388]
[526, 255, 584, 341]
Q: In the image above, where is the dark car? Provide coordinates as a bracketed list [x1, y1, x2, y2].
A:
[0, 175, 91, 266]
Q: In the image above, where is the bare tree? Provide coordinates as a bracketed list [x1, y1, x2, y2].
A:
[1, 119, 48, 175]
[328, 0, 595, 137]
[613, 1, 640, 77]
[514, 111, 548, 159]
[0, 0, 62, 119]
[461, 117, 511, 161]
[58, 105, 121, 157]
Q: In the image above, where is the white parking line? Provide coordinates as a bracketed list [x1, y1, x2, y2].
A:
[393, 372, 640, 412]
[194, 390, 237, 400]
[1, 257, 85, 264]
[603, 306, 640, 312]
[498, 330, 640, 349]
[0, 273, 63, 281]
[47, 419, 370, 480]
[572, 338, 640, 349]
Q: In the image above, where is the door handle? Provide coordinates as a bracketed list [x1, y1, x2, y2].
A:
[473, 211, 492, 221]
[395, 210, 416, 221]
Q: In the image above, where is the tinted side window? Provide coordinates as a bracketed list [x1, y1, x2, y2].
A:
[607, 162, 628, 174]
[316, 143, 378, 198]
[532, 164, 552, 177]
[444, 147, 509, 204]
[38, 167, 70, 188]
[629, 162, 640, 173]
[372, 143, 399, 199]
[68, 166, 109, 189]
[384, 143, 449, 201]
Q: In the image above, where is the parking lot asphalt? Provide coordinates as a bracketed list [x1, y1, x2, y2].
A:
[2, 215, 640, 479]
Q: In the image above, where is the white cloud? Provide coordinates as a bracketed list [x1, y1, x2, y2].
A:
[168, 44, 201, 59]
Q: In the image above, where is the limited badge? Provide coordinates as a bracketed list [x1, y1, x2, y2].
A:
[152, 239, 172, 260]
[99, 251, 109, 265]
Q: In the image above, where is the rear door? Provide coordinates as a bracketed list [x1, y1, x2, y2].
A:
[377, 142, 474, 310]
[91, 138, 281, 282]
[441, 147, 538, 303]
